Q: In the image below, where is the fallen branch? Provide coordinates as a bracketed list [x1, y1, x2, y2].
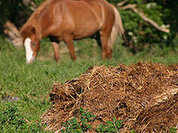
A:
[118, 4, 170, 33]
[30, 1, 37, 11]
[22, 0, 37, 11]
[4, 21, 23, 47]
[116, 0, 128, 7]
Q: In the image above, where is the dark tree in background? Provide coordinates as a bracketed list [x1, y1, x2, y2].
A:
[0, 0, 177, 51]
[0, 0, 32, 34]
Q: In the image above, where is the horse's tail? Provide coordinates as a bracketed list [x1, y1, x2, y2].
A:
[109, 6, 125, 47]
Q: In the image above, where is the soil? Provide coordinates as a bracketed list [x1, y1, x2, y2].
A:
[41, 62, 178, 132]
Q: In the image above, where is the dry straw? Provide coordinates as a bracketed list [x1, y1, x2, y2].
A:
[41, 62, 178, 132]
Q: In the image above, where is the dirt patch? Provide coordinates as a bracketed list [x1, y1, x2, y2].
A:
[41, 62, 178, 132]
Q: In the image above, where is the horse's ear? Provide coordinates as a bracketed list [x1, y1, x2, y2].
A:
[20, 25, 36, 38]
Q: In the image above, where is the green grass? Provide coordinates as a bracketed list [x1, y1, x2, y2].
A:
[0, 36, 177, 132]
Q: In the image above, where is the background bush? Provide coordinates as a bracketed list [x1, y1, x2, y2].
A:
[108, 0, 177, 52]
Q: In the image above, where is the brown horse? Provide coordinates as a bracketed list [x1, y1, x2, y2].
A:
[20, 0, 124, 63]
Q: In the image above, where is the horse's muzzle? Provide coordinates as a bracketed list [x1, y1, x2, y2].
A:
[26, 57, 35, 64]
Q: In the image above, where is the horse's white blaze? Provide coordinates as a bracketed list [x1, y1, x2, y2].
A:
[24, 38, 34, 63]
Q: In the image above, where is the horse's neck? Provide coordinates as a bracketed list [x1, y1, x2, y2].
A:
[35, 25, 42, 40]
[32, 21, 42, 40]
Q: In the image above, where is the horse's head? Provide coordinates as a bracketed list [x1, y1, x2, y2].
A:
[21, 25, 40, 63]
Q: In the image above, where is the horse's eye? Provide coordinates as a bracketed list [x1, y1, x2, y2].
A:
[32, 43, 36, 46]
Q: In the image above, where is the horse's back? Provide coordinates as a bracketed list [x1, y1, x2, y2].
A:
[61, 0, 115, 38]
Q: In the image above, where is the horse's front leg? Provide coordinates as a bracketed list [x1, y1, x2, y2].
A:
[63, 35, 76, 61]
[52, 42, 60, 62]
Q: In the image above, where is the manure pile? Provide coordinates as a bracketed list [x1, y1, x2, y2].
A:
[41, 62, 178, 132]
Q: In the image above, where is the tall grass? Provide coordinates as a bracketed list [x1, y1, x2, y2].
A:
[0, 36, 177, 132]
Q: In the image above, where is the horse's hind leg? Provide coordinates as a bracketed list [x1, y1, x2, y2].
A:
[100, 29, 112, 59]
[63, 35, 76, 60]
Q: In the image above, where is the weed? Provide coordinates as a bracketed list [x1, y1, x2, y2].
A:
[0, 104, 45, 133]
[61, 108, 96, 133]
[96, 117, 123, 133]
[60, 108, 123, 133]
[170, 127, 177, 133]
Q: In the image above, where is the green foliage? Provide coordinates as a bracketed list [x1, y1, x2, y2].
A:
[33, 0, 44, 6]
[0, 104, 25, 131]
[61, 108, 123, 133]
[130, 130, 136, 133]
[61, 108, 95, 133]
[0, 104, 43, 132]
[169, 127, 177, 133]
[96, 117, 123, 132]
[108, 0, 176, 52]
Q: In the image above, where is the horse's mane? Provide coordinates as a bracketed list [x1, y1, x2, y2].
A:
[20, 0, 54, 33]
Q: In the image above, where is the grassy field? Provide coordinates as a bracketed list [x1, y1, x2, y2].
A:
[0, 36, 177, 132]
